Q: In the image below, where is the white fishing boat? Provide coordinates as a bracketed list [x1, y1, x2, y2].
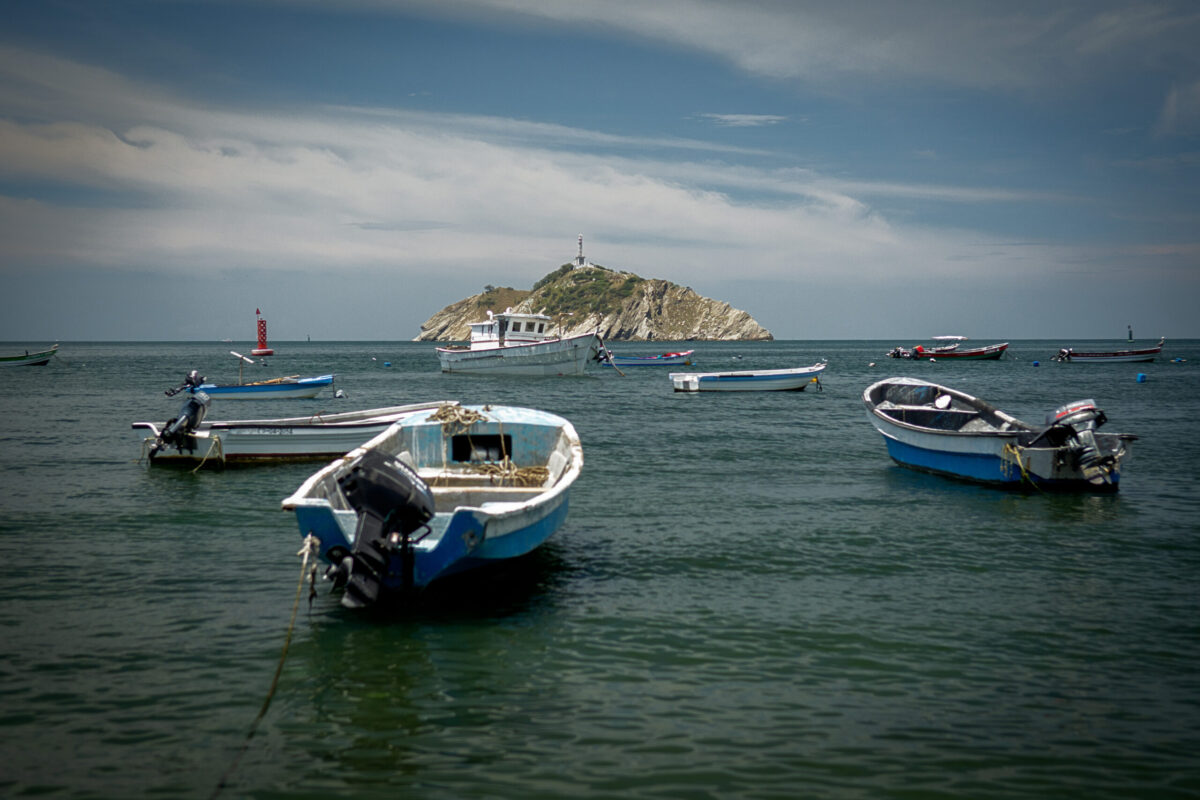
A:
[863, 377, 1135, 491]
[436, 309, 600, 376]
[669, 362, 826, 392]
[134, 399, 459, 467]
[281, 404, 583, 609]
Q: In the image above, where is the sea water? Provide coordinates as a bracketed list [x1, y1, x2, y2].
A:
[1, 340, 1198, 799]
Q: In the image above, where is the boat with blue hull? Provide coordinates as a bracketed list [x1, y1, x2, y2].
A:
[863, 377, 1135, 491]
[600, 349, 694, 367]
[281, 404, 583, 609]
[670, 362, 825, 392]
[165, 354, 334, 399]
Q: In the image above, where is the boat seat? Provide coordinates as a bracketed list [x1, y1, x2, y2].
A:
[880, 406, 979, 430]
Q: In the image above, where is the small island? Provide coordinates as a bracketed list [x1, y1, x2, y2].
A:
[414, 237, 772, 342]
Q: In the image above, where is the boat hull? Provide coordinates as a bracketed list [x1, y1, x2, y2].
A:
[189, 374, 334, 398]
[603, 350, 695, 367]
[0, 344, 58, 367]
[134, 401, 458, 466]
[863, 377, 1133, 491]
[1054, 340, 1164, 363]
[670, 363, 825, 392]
[437, 333, 599, 376]
[282, 404, 583, 606]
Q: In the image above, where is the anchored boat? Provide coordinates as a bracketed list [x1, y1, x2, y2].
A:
[600, 349, 694, 367]
[164, 352, 333, 399]
[863, 377, 1135, 491]
[0, 344, 58, 367]
[281, 404, 583, 609]
[669, 362, 825, 392]
[435, 309, 600, 376]
[1053, 338, 1164, 363]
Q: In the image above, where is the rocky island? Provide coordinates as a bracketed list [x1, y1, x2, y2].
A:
[414, 240, 772, 342]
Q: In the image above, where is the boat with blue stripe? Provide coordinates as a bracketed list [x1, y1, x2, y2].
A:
[863, 377, 1135, 491]
[281, 404, 582, 609]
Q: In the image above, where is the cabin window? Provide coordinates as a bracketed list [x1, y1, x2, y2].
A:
[451, 434, 512, 463]
[524, 322, 535, 332]
[537, 323, 545, 333]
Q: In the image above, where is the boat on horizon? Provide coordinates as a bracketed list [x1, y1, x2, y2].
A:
[1053, 338, 1164, 363]
[600, 348, 694, 367]
[669, 362, 826, 392]
[887, 337, 1008, 361]
[863, 376, 1135, 491]
[281, 403, 583, 609]
[1, 344, 58, 367]
[435, 308, 600, 376]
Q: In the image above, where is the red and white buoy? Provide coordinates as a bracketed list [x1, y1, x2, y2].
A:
[251, 308, 274, 356]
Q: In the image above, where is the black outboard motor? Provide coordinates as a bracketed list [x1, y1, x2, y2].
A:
[150, 391, 211, 457]
[1034, 399, 1114, 484]
[332, 450, 436, 609]
[165, 369, 206, 397]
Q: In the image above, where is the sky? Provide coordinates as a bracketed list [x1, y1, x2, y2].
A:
[1, 0, 1198, 342]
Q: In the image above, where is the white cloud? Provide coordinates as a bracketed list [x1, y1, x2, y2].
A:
[698, 113, 788, 127]
[1156, 79, 1200, 137]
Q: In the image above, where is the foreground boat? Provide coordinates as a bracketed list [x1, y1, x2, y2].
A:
[1053, 338, 1164, 363]
[0, 344, 58, 367]
[863, 377, 1135, 491]
[281, 404, 583, 609]
[134, 400, 459, 466]
[436, 309, 600, 376]
[600, 349, 694, 367]
[888, 340, 1008, 360]
[670, 362, 825, 392]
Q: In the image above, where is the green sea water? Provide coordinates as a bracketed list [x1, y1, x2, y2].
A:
[1, 339, 1198, 799]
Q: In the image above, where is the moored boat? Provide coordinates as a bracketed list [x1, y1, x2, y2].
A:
[281, 404, 583, 609]
[1053, 338, 1164, 363]
[0, 344, 58, 367]
[436, 308, 600, 376]
[863, 377, 1135, 491]
[669, 362, 825, 392]
[600, 349, 694, 367]
[134, 399, 459, 466]
[888, 339, 1008, 360]
[166, 368, 334, 399]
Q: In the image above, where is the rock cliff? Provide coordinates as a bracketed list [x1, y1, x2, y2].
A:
[414, 264, 772, 342]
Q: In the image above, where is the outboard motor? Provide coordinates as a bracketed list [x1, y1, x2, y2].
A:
[1053, 348, 1073, 363]
[332, 450, 436, 609]
[1038, 399, 1114, 484]
[165, 369, 206, 397]
[150, 391, 211, 457]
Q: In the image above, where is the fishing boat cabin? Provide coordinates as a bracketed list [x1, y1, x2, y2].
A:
[467, 309, 556, 350]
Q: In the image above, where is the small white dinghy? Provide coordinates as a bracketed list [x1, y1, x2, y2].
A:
[669, 362, 825, 392]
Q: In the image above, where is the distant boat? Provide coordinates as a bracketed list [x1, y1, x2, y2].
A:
[1053, 338, 1164, 363]
[281, 404, 583, 609]
[164, 352, 332, 399]
[887, 339, 1008, 360]
[436, 308, 600, 376]
[600, 348, 694, 367]
[669, 362, 826, 392]
[863, 376, 1135, 491]
[252, 308, 274, 356]
[0, 344, 58, 367]
[134, 399, 458, 466]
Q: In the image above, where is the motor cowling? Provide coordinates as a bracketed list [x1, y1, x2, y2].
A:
[334, 450, 436, 608]
[152, 391, 211, 455]
[1043, 400, 1113, 483]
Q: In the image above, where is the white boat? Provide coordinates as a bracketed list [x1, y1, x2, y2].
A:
[436, 309, 600, 376]
[669, 362, 826, 392]
[600, 349, 695, 367]
[134, 400, 459, 467]
[1053, 338, 1164, 363]
[863, 377, 1135, 491]
[281, 404, 583, 609]
[0, 344, 58, 367]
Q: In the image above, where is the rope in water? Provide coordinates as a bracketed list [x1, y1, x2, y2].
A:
[210, 534, 318, 799]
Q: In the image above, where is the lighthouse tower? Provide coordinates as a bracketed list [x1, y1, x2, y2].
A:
[573, 234, 589, 268]
[251, 308, 275, 356]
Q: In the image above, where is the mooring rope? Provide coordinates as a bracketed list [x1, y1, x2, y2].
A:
[1000, 442, 1040, 489]
[191, 436, 224, 473]
[210, 534, 318, 799]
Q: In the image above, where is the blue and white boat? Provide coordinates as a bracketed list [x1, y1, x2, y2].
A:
[600, 348, 694, 367]
[863, 377, 1135, 491]
[165, 352, 334, 399]
[281, 404, 583, 609]
[669, 362, 825, 392]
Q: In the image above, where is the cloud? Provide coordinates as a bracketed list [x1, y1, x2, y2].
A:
[697, 113, 788, 127]
[0, 46, 1114, 296]
[1156, 79, 1200, 137]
